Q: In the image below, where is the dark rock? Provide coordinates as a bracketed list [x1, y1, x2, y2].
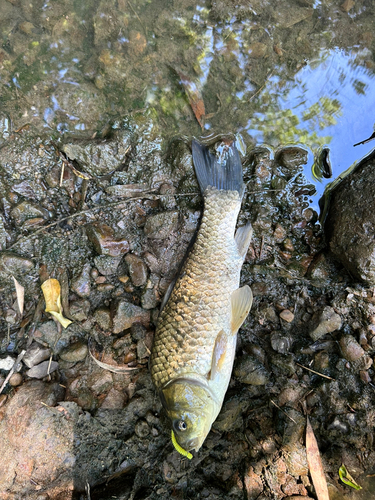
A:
[69, 299, 91, 322]
[276, 146, 308, 170]
[112, 299, 150, 333]
[59, 341, 88, 363]
[34, 321, 60, 349]
[325, 150, 375, 284]
[86, 222, 129, 257]
[0, 251, 34, 276]
[309, 306, 342, 341]
[134, 419, 150, 438]
[26, 360, 59, 379]
[23, 343, 51, 368]
[0, 215, 8, 250]
[144, 211, 179, 239]
[234, 355, 270, 385]
[94, 254, 122, 276]
[94, 306, 112, 330]
[71, 263, 91, 298]
[271, 354, 296, 376]
[62, 132, 131, 177]
[125, 254, 148, 287]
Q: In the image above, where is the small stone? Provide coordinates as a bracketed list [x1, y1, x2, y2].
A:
[94, 255, 122, 276]
[125, 254, 148, 287]
[26, 360, 59, 379]
[234, 355, 269, 385]
[86, 222, 129, 257]
[112, 299, 150, 334]
[94, 306, 112, 330]
[341, 0, 355, 12]
[276, 146, 308, 170]
[69, 299, 90, 322]
[100, 388, 127, 409]
[0, 355, 16, 371]
[270, 332, 293, 354]
[314, 351, 329, 371]
[309, 306, 342, 341]
[134, 419, 150, 438]
[360, 370, 371, 384]
[144, 211, 179, 239]
[0, 251, 34, 276]
[23, 343, 51, 368]
[9, 373, 23, 387]
[71, 263, 91, 298]
[279, 309, 294, 322]
[339, 335, 364, 362]
[274, 224, 286, 242]
[59, 341, 88, 363]
[10, 201, 50, 225]
[141, 287, 159, 310]
[88, 370, 113, 395]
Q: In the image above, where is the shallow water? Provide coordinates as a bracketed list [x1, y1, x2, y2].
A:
[1, 0, 374, 207]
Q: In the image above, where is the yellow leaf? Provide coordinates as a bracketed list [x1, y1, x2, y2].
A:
[41, 278, 72, 329]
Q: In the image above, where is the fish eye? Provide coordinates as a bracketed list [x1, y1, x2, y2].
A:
[173, 419, 187, 432]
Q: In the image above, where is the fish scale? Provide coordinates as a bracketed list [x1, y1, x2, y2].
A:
[150, 187, 243, 389]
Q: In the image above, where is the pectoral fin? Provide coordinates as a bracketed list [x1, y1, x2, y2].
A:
[209, 330, 227, 381]
[231, 285, 253, 333]
[235, 223, 253, 259]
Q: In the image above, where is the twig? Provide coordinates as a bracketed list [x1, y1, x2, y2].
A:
[296, 362, 335, 380]
[126, 0, 147, 36]
[270, 399, 297, 423]
[59, 161, 65, 187]
[249, 70, 274, 102]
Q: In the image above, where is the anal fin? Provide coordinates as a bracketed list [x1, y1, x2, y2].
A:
[231, 285, 253, 333]
[235, 223, 253, 259]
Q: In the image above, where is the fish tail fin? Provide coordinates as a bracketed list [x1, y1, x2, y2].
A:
[192, 139, 244, 197]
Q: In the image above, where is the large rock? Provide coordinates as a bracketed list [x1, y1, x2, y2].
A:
[324, 150, 375, 284]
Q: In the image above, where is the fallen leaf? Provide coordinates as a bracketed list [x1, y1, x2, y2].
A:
[339, 464, 362, 490]
[177, 70, 205, 129]
[306, 416, 330, 500]
[88, 337, 141, 373]
[12, 276, 24, 315]
[41, 278, 72, 329]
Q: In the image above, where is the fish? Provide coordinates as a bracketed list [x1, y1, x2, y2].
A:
[149, 138, 253, 458]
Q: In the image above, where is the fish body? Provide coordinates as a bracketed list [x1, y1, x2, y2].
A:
[150, 139, 253, 454]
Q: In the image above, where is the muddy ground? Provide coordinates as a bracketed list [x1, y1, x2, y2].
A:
[0, 126, 375, 500]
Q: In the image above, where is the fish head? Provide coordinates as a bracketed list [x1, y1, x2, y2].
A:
[161, 378, 219, 452]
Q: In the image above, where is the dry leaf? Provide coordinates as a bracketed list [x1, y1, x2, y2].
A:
[12, 276, 24, 315]
[306, 416, 330, 500]
[89, 337, 140, 373]
[177, 71, 205, 130]
[41, 278, 72, 329]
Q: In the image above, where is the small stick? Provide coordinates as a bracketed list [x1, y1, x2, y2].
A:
[59, 161, 65, 187]
[270, 399, 297, 423]
[0, 349, 26, 394]
[296, 362, 335, 380]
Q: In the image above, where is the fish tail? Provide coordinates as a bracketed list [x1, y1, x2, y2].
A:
[192, 139, 244, 198]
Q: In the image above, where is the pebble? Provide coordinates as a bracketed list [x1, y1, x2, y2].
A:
[100, 388, 127, 409]
[0, 355, 16, 371]
[59, 341, 88, 363]
[279, 309, 294, 323]
[71, 263, 91, 298]
[26, 360, 59, 379]
[125, 254, 148, 287]
[94, 255, 122, 276]
[0, 251, 34, 276]
[23, 343, 51, 368]
[273, 224, 286, 242]
[141, 287, 159, 310]
[69, 299, 90, 322]
[144, 211, 179, 239]
[112, 299, 150, 334]
[88, 370, 113, 395]
[94, 306, 112, 330]
[86, 222, 129, 257]
[34, 321, 60, 349]
[10, 200, 50, 225]
[309, 306, 342, 341]
[134, 419, 150, 438]
[270, 332, 293, 354]
[234, 355, 269, 385]
[9, 373, 23, 387]
[248, 41, 267, 58]
[339, 335, 364, 362]
[276, 146, 308, 170]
